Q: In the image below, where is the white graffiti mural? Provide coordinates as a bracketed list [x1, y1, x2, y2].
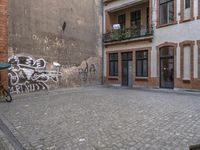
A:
[8, 55, 62, 94]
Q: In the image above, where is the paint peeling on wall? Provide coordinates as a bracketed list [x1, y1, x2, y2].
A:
[32, 34, 65, 49]
[60, 57, 101, 87]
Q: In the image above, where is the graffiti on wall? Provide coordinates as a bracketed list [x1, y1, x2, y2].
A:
[8, 55, 62, 94]
[78, 61, 96, 81]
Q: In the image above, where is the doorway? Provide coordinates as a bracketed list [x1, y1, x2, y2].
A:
[121, 52, 133, 86]
[160, 47, 174, 89]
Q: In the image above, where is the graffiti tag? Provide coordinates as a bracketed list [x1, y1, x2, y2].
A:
[78, 61, 96, 81]
[8, 55, 62, 94]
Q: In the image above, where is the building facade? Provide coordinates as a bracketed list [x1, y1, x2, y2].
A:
[0, 0, 102, 94]
[103, 0, 200, 89]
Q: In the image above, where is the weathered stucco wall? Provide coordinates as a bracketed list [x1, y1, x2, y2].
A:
[8, 0, 102, 94]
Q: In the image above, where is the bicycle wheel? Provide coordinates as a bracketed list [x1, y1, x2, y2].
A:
[2, 89, 12, 102]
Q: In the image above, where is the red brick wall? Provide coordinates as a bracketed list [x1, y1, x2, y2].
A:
[0, 0, 8, 86]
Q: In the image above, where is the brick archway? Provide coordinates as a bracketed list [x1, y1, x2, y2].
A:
[156, 42, 178, 88]
[156, 42, 178, 77]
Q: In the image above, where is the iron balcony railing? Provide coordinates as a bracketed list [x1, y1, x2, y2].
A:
[103, 26, 154, 43]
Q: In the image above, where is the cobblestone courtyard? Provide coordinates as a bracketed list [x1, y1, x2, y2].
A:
[0, 87, 200, 150]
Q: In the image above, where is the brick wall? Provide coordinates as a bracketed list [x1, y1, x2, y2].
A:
[0, 0, 8, 86]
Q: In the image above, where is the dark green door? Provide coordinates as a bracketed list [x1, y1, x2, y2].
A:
[160, 47, 174, 89]
[121, 52, 132, 86]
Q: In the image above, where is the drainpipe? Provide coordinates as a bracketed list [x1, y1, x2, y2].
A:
[101, 0, 105, 85]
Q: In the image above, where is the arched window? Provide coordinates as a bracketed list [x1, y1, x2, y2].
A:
[157, 42, 177, 88]
[179, 41, 194, 81]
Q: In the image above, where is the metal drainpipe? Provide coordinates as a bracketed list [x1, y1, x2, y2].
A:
[101, 0, 105, 85]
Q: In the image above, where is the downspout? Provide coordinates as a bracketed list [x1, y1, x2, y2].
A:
[101, 0, 105, 85]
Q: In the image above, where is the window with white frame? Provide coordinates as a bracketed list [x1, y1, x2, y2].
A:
[159, 0, 174, 25]
[183, 46, 191, 80]
[184, 0, 191, 20]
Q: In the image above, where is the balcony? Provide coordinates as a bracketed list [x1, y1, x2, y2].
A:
[104, 0, 153, 45]
[103, 26, 153, 43]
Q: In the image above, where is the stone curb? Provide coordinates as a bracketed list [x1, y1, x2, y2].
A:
[0, 114, 35, 150]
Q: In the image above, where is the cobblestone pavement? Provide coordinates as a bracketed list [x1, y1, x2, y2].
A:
[0, 128, 15, 150]
[0, 87, 200, 150]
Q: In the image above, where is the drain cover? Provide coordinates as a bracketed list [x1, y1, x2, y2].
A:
[190, 144, 200, 150]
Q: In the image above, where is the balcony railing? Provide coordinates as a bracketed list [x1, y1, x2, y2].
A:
[103, 26, 153, 43]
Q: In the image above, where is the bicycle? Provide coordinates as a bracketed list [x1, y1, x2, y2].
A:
[0, 63, 12, 102]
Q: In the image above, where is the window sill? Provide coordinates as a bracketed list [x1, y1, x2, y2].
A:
[156, 21, 177, 29]
[135, 77, 148, 81]
[182, 78, 191, 83]
[108, 76, 118, 80]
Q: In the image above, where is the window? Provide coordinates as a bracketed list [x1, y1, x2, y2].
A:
[183, 46, 191, 80]
[180, 0, 193, 22]
[131, 10, 141, 28]
[185, 0, 190, 9]
[122, 52, 132, 61]
[146, 7, 149, 28]
[159, 0, 174, 25]
[118, 14, 126, 30]
[109, 53, 118, 76]
[183, 0, 191, 20]
[136, 51, 148, 77]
